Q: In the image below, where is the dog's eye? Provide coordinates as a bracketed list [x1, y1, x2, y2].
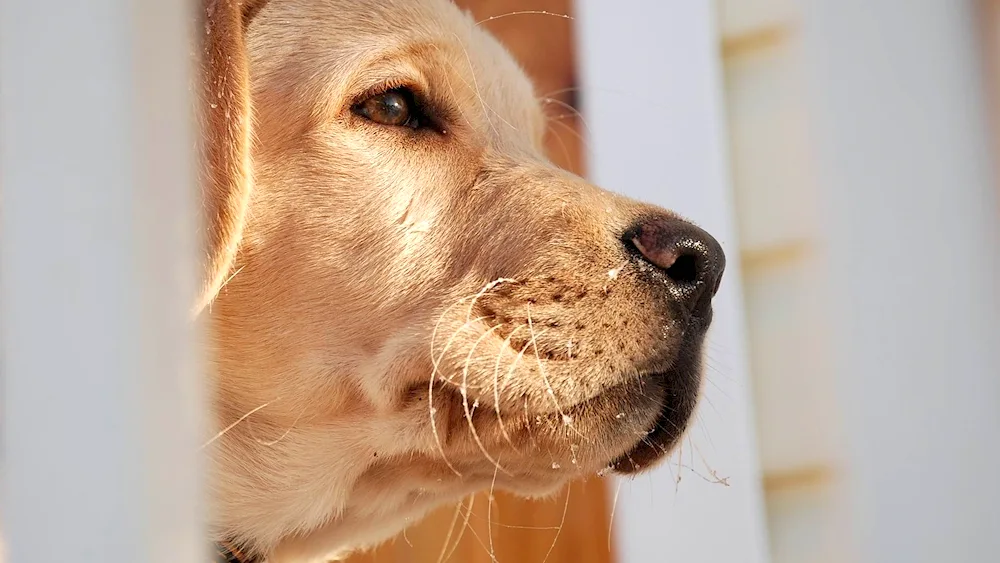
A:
[354, 88, 422, 129]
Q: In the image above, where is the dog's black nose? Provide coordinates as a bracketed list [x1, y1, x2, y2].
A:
[626, 216, 726, 316]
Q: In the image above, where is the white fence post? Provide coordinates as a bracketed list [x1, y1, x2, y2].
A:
[799, 1, 1000, 561]
[0, 0, 204, 562]
[574, 2, 771, 562]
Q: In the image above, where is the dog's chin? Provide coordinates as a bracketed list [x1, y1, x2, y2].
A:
[609, 367, 700, 475]
[608, 334, 707, 475]
[601, 309, 714, 475]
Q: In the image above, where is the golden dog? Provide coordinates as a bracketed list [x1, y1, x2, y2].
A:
[199, 1, 726, 561]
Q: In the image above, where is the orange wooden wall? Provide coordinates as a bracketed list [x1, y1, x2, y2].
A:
[344, 2, 616, 562]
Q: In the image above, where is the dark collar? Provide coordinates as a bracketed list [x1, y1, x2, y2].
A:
[215, 541, 256, 563]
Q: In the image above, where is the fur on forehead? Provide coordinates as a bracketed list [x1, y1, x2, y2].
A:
[245, 0, 544, 138]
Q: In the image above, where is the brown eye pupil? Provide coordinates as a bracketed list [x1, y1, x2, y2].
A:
[360, 90, 414, 127]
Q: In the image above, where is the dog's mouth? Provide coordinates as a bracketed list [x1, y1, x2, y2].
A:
[448, 282, 712, 477]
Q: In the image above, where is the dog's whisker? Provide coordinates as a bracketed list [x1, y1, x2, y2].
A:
[432, 315, 490, 379]
[450, 494, 477, 562]
[492, 324, 528, 448]
[434, 313, 491, 366]
[676, 437, 685, 490]
[539, 85, 581, 100]
[433, 51, 484, 137]
[622, 450, 640, 473]
[652, 413, 685, 435]
[399, 509, 417, 550]
[540, 484, 572, 563]
[542, 113, 591, 165]
[450, 32, 517, 135]
[525, 397, 547, 453]
[500, 330, 542, 390]
[464, 507, 567, 531]
[201, 400, 275, 449]
[425, 285, 525, 479]
[487, 458, 501, 563]
[545, 123, 576, 169]
[436, 499, 466, 563]
[540, 96, 593, 138]
[217, 264, 246, 294]
[701, 373, 732, 403]
[700, 391, 722, 418]
[666, 440, 732, 486]
[526, 305, 589, 442]
[690, 439, 730, 487]
[476, 10, 573, 26]
[465, 277, 517, 324]
[607, 476, 624, 553]
[429, 37, 527, 150]
[545, 110, 594, 157]
[428, 315, 489, 477]
[702, 357, 737, 387]
[452, 32, 500, 138]
[472, 520, 564, 531]
[247, 407, 305, 447]
[457, 499, 499, 563]
[430, 291, 484, 362]
[693, 411, 719, 452]
[460, 323, 512, 475]
[673, 463, 731, 486]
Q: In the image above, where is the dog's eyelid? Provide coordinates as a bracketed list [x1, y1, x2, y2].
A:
[350, 79, 419, 107]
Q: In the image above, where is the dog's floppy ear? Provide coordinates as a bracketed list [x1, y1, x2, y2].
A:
[195, 0, 266, 314]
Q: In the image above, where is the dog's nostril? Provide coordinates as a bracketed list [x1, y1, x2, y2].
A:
[664, 253, 699, 285]
[625, 215, 726, 314]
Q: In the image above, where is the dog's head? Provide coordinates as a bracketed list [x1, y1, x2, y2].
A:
[198, 0, 725, 560]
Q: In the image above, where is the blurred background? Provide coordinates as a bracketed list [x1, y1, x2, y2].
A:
[3, 1, 998, 562]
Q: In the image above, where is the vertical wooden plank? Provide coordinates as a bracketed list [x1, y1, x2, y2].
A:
[574, 1, 772, 562]
[799, 0, 1000, 561]
[977, 0, 1000, 198]
[0, 0, 204, 562]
